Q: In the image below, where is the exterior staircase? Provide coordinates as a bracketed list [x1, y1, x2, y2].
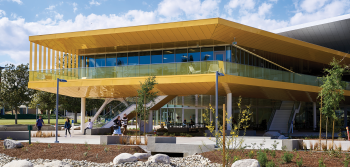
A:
[268, 101, 294, 133]
[101, 95, 175, 128]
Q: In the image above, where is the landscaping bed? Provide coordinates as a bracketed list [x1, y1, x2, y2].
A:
[200, 149, 349, 166]
[0, 141, 145, 163]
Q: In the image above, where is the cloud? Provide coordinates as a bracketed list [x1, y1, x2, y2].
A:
[300, 0, 329, 13]
[0, 10, 5, 17]
[224, 0, 255, 15]
[89, 0, 101, 6]
[46, 5, 56, 10]
[9, 0, 22, 5]
[73, 3, 78, 13]
[55, 13, 63, 20]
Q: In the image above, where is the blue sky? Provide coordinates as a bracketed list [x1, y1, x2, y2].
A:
[0, 0, 349, 66]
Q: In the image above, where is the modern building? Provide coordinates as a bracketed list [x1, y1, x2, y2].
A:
[28, 16, 350, 134]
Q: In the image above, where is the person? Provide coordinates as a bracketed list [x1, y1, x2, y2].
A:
[64, 118, 71, 137]
[183, 119, 187, 127]
[190, 119, 195, 128]
[35, 116, 44, 131]
[122, 114, 128, 136]
[84, 119, 93, 135]
[112, 116, 122, 136]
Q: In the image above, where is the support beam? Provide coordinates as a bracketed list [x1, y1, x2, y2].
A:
[149, 110, 153, 132]
[227, 93, 232, 130]
[56, 50, 59, 69]
[48, 48, 51, 70]
[52, 49, 55, 70]
[34, 44, 37, 71]
[39, 45, 42, 70]
[81, 97, 86, 133]
[91, 98, 114, 123]
[60, 51, 63, 69]
[43, 47, 46, 70]
[29, 42, 33, 71]
[313, 102, 316, 131]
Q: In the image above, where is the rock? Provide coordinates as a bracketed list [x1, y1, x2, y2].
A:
[133, 153, 151, 160]
[42, 160, 72, 167]
[4, 160, 33, 167]
[3, 139, 23, 149]
[263, 131, 281, 137]
[148, 154, 170, 164]
[278, 135, 288, 139]
[231, 159, 260, 167]
[113, 153, 137, 164]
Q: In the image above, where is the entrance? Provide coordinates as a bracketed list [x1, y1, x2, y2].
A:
[214, 51, 226, 61]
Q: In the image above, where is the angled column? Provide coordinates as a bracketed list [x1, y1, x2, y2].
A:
[81, 97, 86, 133]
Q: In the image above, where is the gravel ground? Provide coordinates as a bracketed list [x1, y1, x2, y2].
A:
[0, 153, 221, 167]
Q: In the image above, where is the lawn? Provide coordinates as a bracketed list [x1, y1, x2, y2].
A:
[0, 119, 81, 125]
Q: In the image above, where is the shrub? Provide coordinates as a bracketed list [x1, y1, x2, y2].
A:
[296, 158, 303, 167]
[314, 142, 319, 150]
[321, 142, 327, 151]
[129, 137, 135, 145]
[271, 151, 276, 158]
[318, 158, 326, 167]
[282, 152, 294, 163]
[309, 141, 314, 150]
[48, 143, 51, 149]
[248, 150, 254, 158]
[266, 161, 275, 167]
[257, 151, 268, 167]
[83, 152, 88, 157]
[104, 147, 109, 152]
[135, 138, 141, 145]
[344, 159, 349, 167]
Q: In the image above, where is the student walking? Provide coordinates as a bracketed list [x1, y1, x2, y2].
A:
[112, 116, 122, 136]
[122, 114, 128, 136]
[64, 118, 71, 137]
[35, 116, 44, 131]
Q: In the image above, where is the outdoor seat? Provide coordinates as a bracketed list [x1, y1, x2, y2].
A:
[188, 65, 201, 74]
[207, 64, 220, 73]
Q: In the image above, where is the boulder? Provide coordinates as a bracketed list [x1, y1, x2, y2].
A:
[113, 153, 138, 164]
[263, 131, 281, 137]
[3, 139, 23, 149]
[133, 153, 151, 160]
[42, 160, 72, 167]
[148, 154, 170, 164]
[278, 135, 288, 139]
[4, 160, 33, 167]
[231, 159, 260, 167]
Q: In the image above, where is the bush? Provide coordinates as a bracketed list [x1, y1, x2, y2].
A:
[318, 158, 326, 167]
[257, 151, 268, 167]
[248, 150, 254, 158]
[296, 158, 303, 167]
[266, 161, 275, 167]
[271, 151, 276, 158]
[282, 152, 294, 163]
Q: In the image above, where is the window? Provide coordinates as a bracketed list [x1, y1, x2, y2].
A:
[151, 51, 162, 64]
[85, 55, 95, 67]
[140, 51, 150, 64]
[106, 54, 116, 66]
[201, 47, 213, 61]
[95, 54, 106, 67]
[175, 49, 187, 62]
[188, 48, 200, 62]
[79, 56, 84, 67]
[226, 46, 231, 62]
[117, 53, 127, 66]
[214, 46, 225, 61]
[163, 50, 174, 63]
[128, 52, 139, 65]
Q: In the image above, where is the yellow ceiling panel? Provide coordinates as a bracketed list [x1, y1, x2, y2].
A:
[170, 28, 186, 41]
[148, 30, 165, 43]
[156, 29, 172, 43]
[176, 27, 193, 41]
[162, 29, 178, 42]
[129, 32, 145, 44]
[140, 31, 159, 44]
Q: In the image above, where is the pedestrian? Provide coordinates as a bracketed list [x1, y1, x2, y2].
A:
[35, 116, 45, 132]
[122, 114, 128, 136]
[64, 118, 71, 137]
[84, 119, 93, 135]
[112, 116, 122, 136]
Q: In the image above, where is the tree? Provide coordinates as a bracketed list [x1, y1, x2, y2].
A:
[60, 96, 81, 122]
[0, 64, 34, 124]
[137, 76, 158, 137]
[29, 91, 56, 123]
[318, 57, 348, 148]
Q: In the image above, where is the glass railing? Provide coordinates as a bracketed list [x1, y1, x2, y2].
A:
[29, 61, 350, 90]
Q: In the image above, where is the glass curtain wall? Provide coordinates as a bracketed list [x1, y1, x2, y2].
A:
[106, 54, 116, 66]
[117, 53, 127, 66]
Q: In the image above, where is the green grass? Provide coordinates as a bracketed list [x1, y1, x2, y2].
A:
[0, 119, 81, 125]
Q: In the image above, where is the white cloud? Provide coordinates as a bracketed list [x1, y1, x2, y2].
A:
[55, 13, 63, 20]
[0, 10, 5, 17]
[89, 0, 101, 6]
[46, 5, 56, 10]
[258, 3, 272, 16]
[10, 0, 22, 5]
[73, 2, 78, 13]
[300, 0, 329, 13]
[225, 0, 255, 15]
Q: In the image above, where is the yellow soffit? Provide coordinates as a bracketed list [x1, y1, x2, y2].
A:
[29, 18, 349, 65]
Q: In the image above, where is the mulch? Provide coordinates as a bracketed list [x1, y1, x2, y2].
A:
[0, 141, 145, 163]
[200, 149, 349, 167]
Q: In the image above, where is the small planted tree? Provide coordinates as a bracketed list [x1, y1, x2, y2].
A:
[318, 57, 348, 148]
[29, 91, 56, 123]
[136, 76, 158, 137]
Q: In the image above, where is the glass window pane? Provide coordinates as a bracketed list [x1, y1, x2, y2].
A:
[216, 54, 224, 61]
[151, 51, 162, 64]
[85, 55, 95, 67]
[117, 53, 127, 66]
[226, 46, 231, 62]
[214, 46, 225, 51]
[201, 47, 213, 61]
[95, 54, 105, 67]
[79, 56, 84, 67]
[163, 50, 174, 63]
[175, 49, 187, 62]
[188, 48, 200, 62]
[140, 51, 150, 64]
[128, 52, 139, 65]
[106, 54, 116, 66]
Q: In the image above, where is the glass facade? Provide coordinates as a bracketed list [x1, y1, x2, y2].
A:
[128, 52, 139, 65]
[117, 53, 127, 66]
[188, 48, 200, 62]
[163, 50, 175, 63]
[175, 49, 188, 62]
[140, 51, 150, 64]
[95, 55, 105, 67]
[151, 51, 162, 64]
[106, 54, 116, 66]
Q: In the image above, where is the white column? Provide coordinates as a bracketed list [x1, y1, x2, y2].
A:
[148, 110, 153, 132]
[313, 102, 316, 131]
[195, 109, 198, 124]
[227, 93, 232, 130]
[182, 108, 184, 123]
[81, 97, 86, 133]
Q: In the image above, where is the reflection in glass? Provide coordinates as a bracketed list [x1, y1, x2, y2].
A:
[79, 56, 84, 67]
[175, 49, 187, 62]
[106, 54, 116, 66]
[140, 51, 150, 64]
[226, 46, 232, 62]
[163, 50, 174, 63]
[128, 52, 139, 65]
[95, 55, 106, 67]
[85, 55, 95, 67]
[151, 51, 162, 64]
[201, 47, 213, 61]
[188, 48, 200, 62]
[117, 53, 127, 66]
[216, 54, 224, 61]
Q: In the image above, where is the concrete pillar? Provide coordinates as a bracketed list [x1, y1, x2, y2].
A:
[227, 93, 232, 130]
[195, 109, 198, 124]
[182, 108, 184, 123]
[148, 110, 153, 132]
[313, 102, 316, 131]
[81, 97, 86, 133]
[26, 106, 28, 114]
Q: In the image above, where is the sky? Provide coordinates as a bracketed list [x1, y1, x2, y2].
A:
[0, 0, 350, 67]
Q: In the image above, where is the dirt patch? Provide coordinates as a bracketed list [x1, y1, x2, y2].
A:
[0, 141, 145, 163]
[200, 149, 349, 167]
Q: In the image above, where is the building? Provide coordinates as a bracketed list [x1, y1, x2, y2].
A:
[28, 16, 350, 134]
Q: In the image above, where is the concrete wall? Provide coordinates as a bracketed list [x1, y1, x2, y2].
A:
[0, 125, 55, 131]
[204, 130, 256, 137]
[0, 131, 29, 140]
[86, 128, 112, 135]
[100, 135, 131, 145]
